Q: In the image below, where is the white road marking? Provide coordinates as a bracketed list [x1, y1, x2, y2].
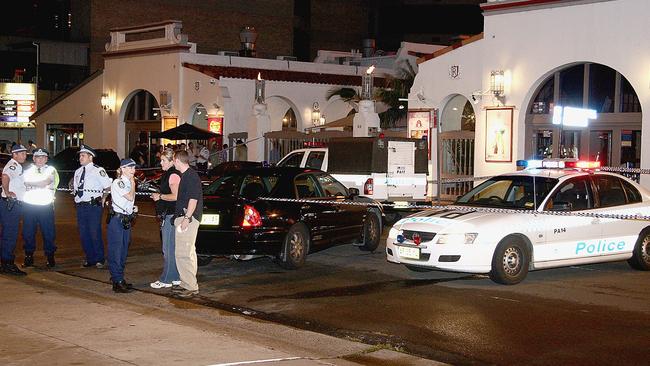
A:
[207, 357, 303, 366]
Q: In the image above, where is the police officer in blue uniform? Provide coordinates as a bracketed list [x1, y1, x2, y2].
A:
[107, 158, 137, 293]
[73, 145, 112, 268]
[22, 148, 59, 268]
[0, 144, 28, 275]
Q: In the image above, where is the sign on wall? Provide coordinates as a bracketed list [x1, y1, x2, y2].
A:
[208, 116, 223, 135]
[485, 107, 513, 162]
[408, 110, 430, 140]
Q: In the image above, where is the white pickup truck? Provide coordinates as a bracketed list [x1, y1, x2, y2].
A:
[276, 137, 428, 207]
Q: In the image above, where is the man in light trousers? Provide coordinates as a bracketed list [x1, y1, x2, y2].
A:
[171, 150, 203, 298]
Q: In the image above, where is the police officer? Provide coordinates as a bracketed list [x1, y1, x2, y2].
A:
[73, 144, 112, 268]
[107, 158, 137, 293]
[0, 144, 27, 275]
[22, 148, 59, 268]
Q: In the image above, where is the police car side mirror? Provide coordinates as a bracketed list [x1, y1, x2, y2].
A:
[550, 201, 572, 211]
[348, 187, 360, 198]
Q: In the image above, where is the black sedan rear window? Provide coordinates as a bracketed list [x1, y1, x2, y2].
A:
[204, 174, 280, 198]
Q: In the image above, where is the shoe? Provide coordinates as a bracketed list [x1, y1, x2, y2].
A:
[23, 254, 34, 268]
[150, 281, 172, 289]
[81, 261, 96, 268]
[112, 281, 133, 293]
[173, 289, 199, 298]
[172, 280, 181, 286]
[172, 284, 183, 292]
[46, 255, 56, 268]
[2, 263, 27, 276]
[95, 261, 105, 269]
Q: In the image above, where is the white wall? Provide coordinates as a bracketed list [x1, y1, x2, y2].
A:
[413, 0, 650, 187]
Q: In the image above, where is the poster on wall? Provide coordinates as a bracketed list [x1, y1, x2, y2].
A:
[408, 110, 430, 140]
[485, 107, 513, 162]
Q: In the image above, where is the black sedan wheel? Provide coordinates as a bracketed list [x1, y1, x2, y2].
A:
[628, 229, 650, 271]
[359, 211, 381, 252]
[278, 224, 309, 269]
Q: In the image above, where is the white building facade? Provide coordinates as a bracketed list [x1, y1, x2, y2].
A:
[410, 0, 650, 194]
[32, 20, 439, 162]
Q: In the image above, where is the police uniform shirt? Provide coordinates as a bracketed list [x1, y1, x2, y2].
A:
[111, 176, 134, 215]
[73, 163, 112, 203]
[2, 158, 26, 201]
[197, 147, 209, 164]
[23, 164, 58, 205]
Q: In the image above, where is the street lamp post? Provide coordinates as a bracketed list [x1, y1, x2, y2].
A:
[33, 42, 39, 108]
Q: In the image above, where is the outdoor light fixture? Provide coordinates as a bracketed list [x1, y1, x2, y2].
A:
[311, 102, 321, 126]
[490, 70, 505, 97]
[100, 93, 112, 111]
[255, 72, 265, 104]
[159, 91, 172, 114]
[361, 65, 376, 100]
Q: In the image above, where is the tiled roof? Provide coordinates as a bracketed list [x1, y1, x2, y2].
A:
[183, 63, 387, 87]
[417, 33, 484, 64]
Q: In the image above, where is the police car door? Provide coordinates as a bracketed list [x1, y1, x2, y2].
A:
[537, 176, 602, 264]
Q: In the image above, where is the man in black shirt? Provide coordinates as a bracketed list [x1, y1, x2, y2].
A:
[172, 150, 203, 298]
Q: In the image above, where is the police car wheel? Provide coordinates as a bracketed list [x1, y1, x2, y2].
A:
[489, 238, 530, 285]
[359, 210, 381, 252]
[278, 223, 309, 270]
[197, 255, 213, 267]
[628, 230, 650, 271]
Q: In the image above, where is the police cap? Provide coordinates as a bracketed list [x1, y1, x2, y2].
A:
[11, 144, 27, 153]
[78, 144, 96, 157]
[33, 148, 49, 157]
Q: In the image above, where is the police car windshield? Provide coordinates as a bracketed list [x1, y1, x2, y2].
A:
[455, 175, 558, 210]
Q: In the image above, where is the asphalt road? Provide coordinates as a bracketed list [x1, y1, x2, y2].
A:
[20, 193, 650, 365]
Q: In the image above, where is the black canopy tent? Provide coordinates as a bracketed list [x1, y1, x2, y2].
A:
[151, 123, 221, 140]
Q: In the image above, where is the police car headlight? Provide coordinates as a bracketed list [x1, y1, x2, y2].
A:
[436, 233, 478, 245]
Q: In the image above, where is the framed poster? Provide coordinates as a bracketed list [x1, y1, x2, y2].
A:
[485, 107, 513, 162]
[408, 110, 430, 140]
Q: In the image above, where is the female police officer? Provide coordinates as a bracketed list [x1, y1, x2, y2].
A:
[107, 158, 137, 293]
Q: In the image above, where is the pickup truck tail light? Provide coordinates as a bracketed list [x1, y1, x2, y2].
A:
[364, 178, 374, 195]
[242, 205, 262, 227]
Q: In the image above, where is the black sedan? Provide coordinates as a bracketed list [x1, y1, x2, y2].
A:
[196, 167, 382, 269]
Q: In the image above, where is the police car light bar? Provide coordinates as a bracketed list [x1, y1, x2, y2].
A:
[522, 159, 600, 169]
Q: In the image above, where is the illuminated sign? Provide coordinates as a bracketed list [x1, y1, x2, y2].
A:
[0, 83, 36, 126]
[208, 116, 223, 135]
[552, 106, 596, 127]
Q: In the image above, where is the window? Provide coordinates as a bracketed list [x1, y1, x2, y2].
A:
[530, 77, 554, 114]
[545, 177, 593, 211]
[204, 175, 243, 196]
[316, 174, 347, 197]
[305, 151, 325, 169]
[282, 108, 297, 131]
[294, 174, 322, 198]
[124, 90, 161, 121]
[559, 64, 584, 108]
[278, 152, 304, 167]
[588, 64, 615, 113]
[592, 175, 626, 208]
[621, 76, 641, 113]
[621, 179, 642, 204]
[456, 176, 557, 209]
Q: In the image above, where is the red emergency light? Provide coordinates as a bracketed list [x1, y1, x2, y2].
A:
[565, 160, 601, 169]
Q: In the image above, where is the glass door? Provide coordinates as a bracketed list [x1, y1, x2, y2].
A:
[589, 130, 612, 166]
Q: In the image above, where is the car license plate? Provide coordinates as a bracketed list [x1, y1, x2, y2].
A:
[397, 246, 420, 260]
[393, 201, 409, 208]
[201, 214, 220, 226]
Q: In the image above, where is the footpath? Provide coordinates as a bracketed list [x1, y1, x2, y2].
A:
[0, 271, 444, 366]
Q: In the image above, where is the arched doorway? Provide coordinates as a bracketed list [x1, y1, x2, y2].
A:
[525, 62, 642, 172]
[122, 89, 161, 167]
[281, 108, 297, 131]
[439, 94, 476, 199]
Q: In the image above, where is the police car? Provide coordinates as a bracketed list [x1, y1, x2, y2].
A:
[386, 159, 650, 284]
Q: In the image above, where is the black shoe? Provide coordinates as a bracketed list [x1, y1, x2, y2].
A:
[173, 289, 199, 298]
[3, 263, 27, 276]
[112, 281, 133, 293]
[46, 255, 56, 268]
[23, 254, 34, 268]
[82, 261, 96, 268]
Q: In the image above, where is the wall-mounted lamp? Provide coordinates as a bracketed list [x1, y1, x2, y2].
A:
[255, 72, 265, 104]
[311, 102, 322, 126]
[159, 90, 172, 114]
[100, 93, 112, 111]
[490, 70, 505, 97]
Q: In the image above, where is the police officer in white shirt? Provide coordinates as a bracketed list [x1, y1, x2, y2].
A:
[73, 145, 112, 268]
[0, 144, 28, 275]
[107, 158, 137, 293]
[22, 148, 59, 268]
[196, 143, 210, 172]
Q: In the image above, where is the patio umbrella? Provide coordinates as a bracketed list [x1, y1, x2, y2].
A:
[151, 123, 220, 140]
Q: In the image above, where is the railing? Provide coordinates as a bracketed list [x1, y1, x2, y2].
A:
[440, 130, 475, 200]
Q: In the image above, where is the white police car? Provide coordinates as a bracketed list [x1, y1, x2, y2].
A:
[386, 159, 650, 284]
